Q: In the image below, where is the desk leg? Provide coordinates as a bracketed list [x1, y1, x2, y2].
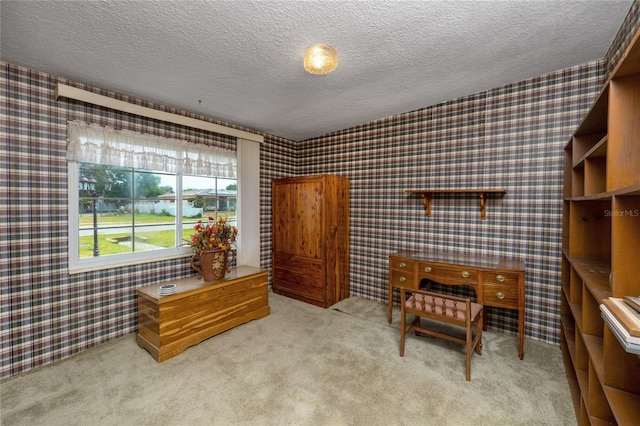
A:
[388, 285, 393, 324]
[518, 274, 525, 360]
[518, 307, 525, 360]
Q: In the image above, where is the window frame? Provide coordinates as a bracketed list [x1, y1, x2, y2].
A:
[68, 162, 190, 272]
[67, 162, 239, 273]
[66, 131, 260, 273]
[66, 120, 240, 273]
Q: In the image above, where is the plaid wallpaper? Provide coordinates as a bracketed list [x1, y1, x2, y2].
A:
[605, 0, 639, 79]
[1, 7, 638, 378]
[288, 63, 603, 346]
[0, 64, 242, 379]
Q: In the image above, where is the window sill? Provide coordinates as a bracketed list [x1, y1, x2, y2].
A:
[68, 248, 192, 275]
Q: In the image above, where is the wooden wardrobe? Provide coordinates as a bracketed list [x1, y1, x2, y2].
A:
[271, 175, 350, 308]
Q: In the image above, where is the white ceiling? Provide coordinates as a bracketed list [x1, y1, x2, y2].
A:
[1, 1, 634, 141]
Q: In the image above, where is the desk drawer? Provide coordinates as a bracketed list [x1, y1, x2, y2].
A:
[390, 257, 415, 271]
[390, 270, 415, 289]
[483, 282, 518, 309]
[484, 272, 521, 287]
[418, 263, 478, 286]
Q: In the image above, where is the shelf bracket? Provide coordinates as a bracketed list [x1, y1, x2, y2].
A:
[422, 193, 432, 217]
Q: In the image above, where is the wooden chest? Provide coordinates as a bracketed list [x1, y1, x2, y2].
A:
[136, 266, 270, 362]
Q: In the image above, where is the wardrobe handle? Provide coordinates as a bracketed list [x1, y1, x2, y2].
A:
[496, 291, 505, 300]
[399, 276, 407, 283]
[496, 274, 505, 282]
[399, 262, 406, 268]
[461, 271, 470, 278]
[424, 266, 432, 273]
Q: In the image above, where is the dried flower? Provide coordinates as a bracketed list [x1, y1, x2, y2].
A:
[184, 216, 237, 252]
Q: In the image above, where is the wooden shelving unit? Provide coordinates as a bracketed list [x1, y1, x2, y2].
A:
[405, 189, 506, 219]
[561, 26, 640, 426]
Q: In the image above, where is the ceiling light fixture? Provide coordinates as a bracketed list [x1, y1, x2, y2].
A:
[304, 44, 338, 75]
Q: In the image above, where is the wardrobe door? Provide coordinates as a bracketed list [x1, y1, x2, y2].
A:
[272, 178, 327, 306]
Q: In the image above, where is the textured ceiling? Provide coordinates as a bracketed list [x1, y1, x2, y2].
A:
[1, 1, 634, 141]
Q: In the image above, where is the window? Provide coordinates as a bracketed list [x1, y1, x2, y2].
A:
[76, 163, 237, 258]
[67, 121, 237, 271]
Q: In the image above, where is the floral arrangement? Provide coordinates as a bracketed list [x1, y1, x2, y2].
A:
[184, 216, 237, 252]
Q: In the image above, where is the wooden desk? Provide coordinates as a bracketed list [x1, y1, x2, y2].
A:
[389, 250, 525, 359]
[137, 266, 270, 362]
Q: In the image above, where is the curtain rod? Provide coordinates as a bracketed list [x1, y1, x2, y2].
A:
[55, 83, 264, 143]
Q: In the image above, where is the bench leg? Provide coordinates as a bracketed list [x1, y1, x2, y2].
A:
[400, 301, 406, 357]
[476, 312, 483, 355]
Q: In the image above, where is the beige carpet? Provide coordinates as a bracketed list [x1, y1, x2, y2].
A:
[1, 292, 575, 426]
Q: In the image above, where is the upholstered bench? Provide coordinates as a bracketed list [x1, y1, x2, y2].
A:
[399, 288, 483, 381]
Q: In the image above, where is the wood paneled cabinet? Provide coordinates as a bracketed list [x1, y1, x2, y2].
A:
[137, 266, 270, 362]
[271, 175, 350, 308]
[561, 26, 640, 425]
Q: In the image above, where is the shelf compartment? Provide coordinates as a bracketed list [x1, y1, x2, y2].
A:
[562, 202, 570, 251]
[561, 254, 571, 295]
[582, 134, 608, 162]
[569, 300, 583, 333]
[608, 75, 640, 191]
[574, 83, 609, 137]
[604, 386, 640, 426]
[568, 201, 612, 260]
[583, 334, 605, 381]
[562, 311, 577, 344]
[569, 266, 584, 305]
[576, 366, 589, 407]
[582, 287, 605, 337]
[571, 258, 612, 303]
[564, 143, 574, 199]
[603, 325, 640, 394]
[562, 326, 576, 361]
[575, 330, 589, 372]
[572, 165, 585, 198]
[588, 360, 615, 422]
[573, 133, 608, 167]
[584, 156, 607, 196]
[611, 196, 640, 297]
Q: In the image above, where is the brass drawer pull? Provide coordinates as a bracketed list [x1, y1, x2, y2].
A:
[424, 266, 432, 273]
[399, 262, 406, 268]
[496, 291, 505, 299]
[399, 276, 407, 283]
[461, 271, 470, 278]
[496, 274, 505, 282]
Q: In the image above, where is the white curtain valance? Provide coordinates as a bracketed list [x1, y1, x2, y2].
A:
[66, 120, 237, 178]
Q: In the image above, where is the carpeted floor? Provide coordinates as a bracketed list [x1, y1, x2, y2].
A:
[1, 292, 575, 425]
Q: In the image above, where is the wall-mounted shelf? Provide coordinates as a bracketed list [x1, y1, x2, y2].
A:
[406, 189, 506, 220]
